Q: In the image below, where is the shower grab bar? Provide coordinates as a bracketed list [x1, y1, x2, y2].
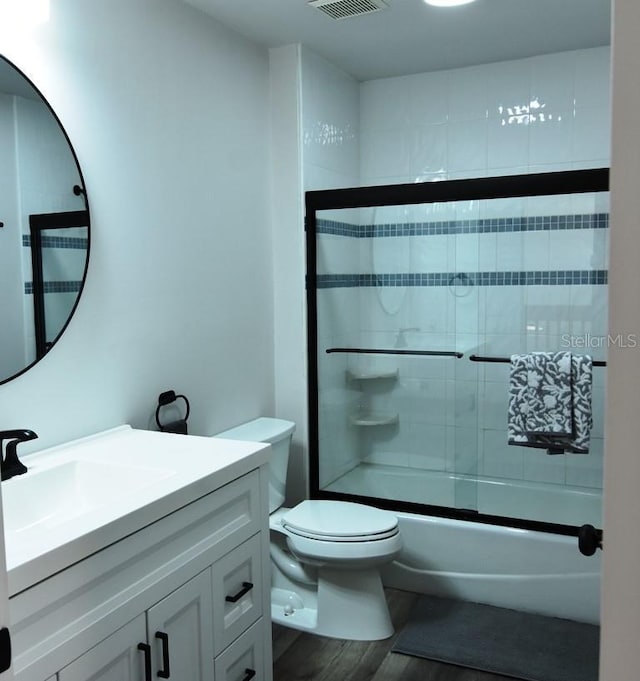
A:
[469, 354, 606, 367]
[326, 347, 463, 358]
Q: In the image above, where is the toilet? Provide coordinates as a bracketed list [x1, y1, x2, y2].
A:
[214, 417, 402, 641]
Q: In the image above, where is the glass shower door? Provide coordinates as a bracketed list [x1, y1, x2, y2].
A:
[308, 169, 609, 532]
[313, 201, 479, 515]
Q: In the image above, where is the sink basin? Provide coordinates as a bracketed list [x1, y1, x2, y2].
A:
[2, 459, 174, 535]
[0, 425, 270, 595]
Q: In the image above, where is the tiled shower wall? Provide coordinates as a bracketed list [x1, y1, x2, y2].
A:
[317, 195, 608, 494]
[360, 47, 610, 184]
[306, 46, 610, 497]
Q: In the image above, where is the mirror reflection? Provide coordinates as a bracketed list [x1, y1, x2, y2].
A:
[0, 55, 89, 385]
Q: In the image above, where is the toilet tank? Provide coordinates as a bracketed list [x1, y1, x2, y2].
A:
[214, 417, 295, 513]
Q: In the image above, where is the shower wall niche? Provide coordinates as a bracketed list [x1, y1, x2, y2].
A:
[307, 170, 609, 532]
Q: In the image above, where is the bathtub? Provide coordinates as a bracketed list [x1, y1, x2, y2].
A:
[326, 463, 601, 623]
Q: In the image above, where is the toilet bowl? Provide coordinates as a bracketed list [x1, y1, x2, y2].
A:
[214, 417, 402, 640]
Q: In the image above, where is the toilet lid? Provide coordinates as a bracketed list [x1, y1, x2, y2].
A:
[281, 500, 398, 541]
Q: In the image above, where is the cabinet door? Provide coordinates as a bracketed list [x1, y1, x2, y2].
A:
[59, 615, 146, 681]
[146, 569, 214, 681]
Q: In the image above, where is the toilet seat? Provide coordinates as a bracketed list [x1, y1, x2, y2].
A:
[281, 500, 399, 542]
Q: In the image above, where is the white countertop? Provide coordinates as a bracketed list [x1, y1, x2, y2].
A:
[2, 426, 269, 595]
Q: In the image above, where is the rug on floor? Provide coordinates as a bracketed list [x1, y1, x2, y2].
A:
[392, 595, 599, 681]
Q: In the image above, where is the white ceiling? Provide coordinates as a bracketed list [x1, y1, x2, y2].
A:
[183, 0, 610, 81]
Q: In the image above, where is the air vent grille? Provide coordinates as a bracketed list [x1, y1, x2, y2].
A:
[309, 0, 388, 20]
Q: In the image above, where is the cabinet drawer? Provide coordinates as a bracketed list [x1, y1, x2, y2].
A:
[214, 618, 265, 681]
[212, 534, 263, 654]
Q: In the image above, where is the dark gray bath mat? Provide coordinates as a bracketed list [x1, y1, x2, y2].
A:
[392, 595, 599, 681]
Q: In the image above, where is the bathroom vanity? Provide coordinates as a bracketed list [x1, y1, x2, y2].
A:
[2, 427, 272, 681]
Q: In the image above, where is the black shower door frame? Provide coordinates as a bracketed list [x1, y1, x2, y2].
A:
[305, 168, 609, 537]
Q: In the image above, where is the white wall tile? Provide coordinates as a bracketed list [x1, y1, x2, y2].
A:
[522, 451, 566, 485]
[478, 232, 497, 271]
[360, 128, 411, 179]
[410, 125, 447, 176]
[447, 66, 488, 122]
[574, 46, 611, 110]
[521, 231, 550, 270]
[482, 429, 524, 479]
[529, 113, 574, 166]
[360, 76, 411, 132]
[447, 119, 488, 172]
[487, 59, 532, 121]
[530, 51, 576, 113]
[408, 70, 449, 126]
[487, 117, 529, 170]
[572, 106, 611, 162]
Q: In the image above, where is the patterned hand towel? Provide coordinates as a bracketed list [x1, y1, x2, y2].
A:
[523, 352, 573, 437]
[508, 352, 593, 454]
[566, 354, 594, 453]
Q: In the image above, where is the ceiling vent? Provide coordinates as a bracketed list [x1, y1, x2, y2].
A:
[309, 0, 389, 20]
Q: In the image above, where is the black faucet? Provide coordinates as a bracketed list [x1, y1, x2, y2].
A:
[0, 430, 38, 481]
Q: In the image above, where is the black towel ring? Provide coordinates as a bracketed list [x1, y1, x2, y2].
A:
[155, 390, 190, 431]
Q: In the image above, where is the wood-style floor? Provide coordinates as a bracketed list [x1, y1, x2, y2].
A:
[272, 588, 518, 681]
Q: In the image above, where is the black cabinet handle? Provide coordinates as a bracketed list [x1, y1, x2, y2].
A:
[155, 631, 171, 678]
[225, 581, 254, 603]
[0, 627, 11, 673]
[242, 669, 256, 681]
[137, 643, 152, 681]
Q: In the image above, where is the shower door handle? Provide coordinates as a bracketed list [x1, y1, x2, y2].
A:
[578, 524, 602, 556]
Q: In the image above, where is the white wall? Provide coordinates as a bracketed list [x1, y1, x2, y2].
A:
[0, 0, 274, 451]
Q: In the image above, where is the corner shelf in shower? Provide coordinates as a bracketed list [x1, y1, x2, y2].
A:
[346, 368, 399, 381]
[349, 412, 399, 427]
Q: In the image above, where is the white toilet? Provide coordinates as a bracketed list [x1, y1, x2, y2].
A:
[214, 417, 402, 641]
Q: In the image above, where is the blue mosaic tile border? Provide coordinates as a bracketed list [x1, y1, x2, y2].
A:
[315, 219, 361, 237]
[317, 270, 608, 289]
[23, 234, 88, 250]
[25, 281, 83, 294]
[317, 213, 609, 238]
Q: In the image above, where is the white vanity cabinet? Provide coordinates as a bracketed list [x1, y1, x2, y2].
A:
[7, 458, 272, 681]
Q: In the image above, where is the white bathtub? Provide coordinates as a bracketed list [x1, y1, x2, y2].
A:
[326, 464, 601, 623]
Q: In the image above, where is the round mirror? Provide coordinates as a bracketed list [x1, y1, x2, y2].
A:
[0, 54, 90, 385]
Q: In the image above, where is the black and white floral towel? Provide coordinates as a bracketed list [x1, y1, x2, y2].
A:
[508, 352, 593, 454]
